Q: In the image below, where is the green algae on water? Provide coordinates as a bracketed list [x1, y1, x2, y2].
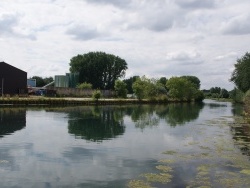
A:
[127, 180, 152, 188]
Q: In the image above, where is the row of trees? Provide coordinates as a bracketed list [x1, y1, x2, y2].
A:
[130, 75, 203, 101]
[204, 87, 230, 99]
[68, 51, 205, 101]
[30, 51, 207, 101]
[28, 51, 250, 104]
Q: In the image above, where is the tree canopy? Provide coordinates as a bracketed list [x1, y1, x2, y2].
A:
[132, 76, 167, 100]
[166, 77, 204, 101]
[123, 76, 139, 94]
[180, 75, 200, 89]
[230, 52, 250, 92]
[69, 52, 128, 90]
[114, 80, 127, 98]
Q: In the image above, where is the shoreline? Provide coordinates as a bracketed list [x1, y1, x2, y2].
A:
[0, 97, 199, 106]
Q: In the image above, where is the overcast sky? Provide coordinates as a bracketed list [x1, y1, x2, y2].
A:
[1, 0, 250, 90]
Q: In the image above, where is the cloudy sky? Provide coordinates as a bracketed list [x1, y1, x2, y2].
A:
[0, 0, 250, 90]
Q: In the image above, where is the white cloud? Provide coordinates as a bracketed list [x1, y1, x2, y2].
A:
[175, 0, 215, 9]
[166, 51, 201, 61]
[221, 14, 250, 35]
[0, 0, 249, 90]
[215, 52, 238, 61]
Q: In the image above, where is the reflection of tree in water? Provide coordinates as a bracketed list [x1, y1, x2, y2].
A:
[231, 122, 250, 157]
[128, 105, 160, 130]
[161, 103, 204, 127]
[0, 108, 26, 138]
[68, 106, 126, 142]
[231, 103, 244, 116]
[207, 102, 227, 109]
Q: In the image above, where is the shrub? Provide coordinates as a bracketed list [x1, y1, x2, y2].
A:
[77, 82, 92, 89]
[92, 90, 102, 101]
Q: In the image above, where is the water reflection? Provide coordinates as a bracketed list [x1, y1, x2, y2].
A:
[0, 100, 247, 188]
[68, 106, 125, 142]
[128, 105, 160, 130]
[0, 108, 26, 138]
[162, 102, 204, 127]
[66, 103, 204, 139]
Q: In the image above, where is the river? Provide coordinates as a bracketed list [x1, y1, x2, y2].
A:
[0, 99, 249, 187]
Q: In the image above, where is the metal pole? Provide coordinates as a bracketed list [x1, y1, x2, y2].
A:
[1, 78, 3, 98]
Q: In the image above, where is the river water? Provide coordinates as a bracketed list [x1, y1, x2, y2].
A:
[0, 99, 249, 188]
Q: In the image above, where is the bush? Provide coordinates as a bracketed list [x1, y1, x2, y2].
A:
[77, 82, 92, 89]
[114, 80, 127, 98]
[92, 90, 102, 101]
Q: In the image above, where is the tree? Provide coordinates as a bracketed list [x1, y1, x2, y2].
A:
[220, 89, 229, 98]
[180, 75, 200, 89]
[158, 77, 168, 87]
[114, 80, 127, 98]
[210, 87, 221, 94]
[132, 77, 147, 100]
[69, 52, 128, 90]
[166, 77, 198, 101]
[230, 52, 250, 92]
[123, 76, 139, 94]
[132, 76, 167, 99]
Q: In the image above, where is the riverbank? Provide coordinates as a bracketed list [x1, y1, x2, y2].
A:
[243, 91, 250, 122]
[0, 96, 180, 106]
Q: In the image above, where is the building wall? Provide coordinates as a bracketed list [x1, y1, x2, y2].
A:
[55, 75, 69, 88]
[0, 62, 27, 95]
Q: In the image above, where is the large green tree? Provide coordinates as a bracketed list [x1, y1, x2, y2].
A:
[180, 75, 200, 89]
[166, 76, 203, 101]
[69, 52, 128, 90]
[230, 52, 250, 92]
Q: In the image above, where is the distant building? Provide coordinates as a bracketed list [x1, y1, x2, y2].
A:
[0, 62, 27, 95]
[27, 79, 36, 87]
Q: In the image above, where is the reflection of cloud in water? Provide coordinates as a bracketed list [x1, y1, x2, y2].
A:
[0, 143, 33, 171]
[62, 146, 157, 186]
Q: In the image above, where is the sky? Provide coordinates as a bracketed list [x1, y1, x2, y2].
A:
[0, 0, 250, 90]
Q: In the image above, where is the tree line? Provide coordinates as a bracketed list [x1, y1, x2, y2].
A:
[29, 51, 250, 102]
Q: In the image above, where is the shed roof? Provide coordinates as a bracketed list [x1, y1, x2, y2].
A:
[0, 61, 27, 74]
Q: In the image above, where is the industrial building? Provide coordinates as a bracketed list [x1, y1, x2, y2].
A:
[0, 62, 27, 95]
[55, 73, 79, 88]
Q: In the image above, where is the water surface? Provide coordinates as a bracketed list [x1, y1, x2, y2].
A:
[0, 100, 249, 187]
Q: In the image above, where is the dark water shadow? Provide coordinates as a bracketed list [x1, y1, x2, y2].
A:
[0, 108, 26, 138]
